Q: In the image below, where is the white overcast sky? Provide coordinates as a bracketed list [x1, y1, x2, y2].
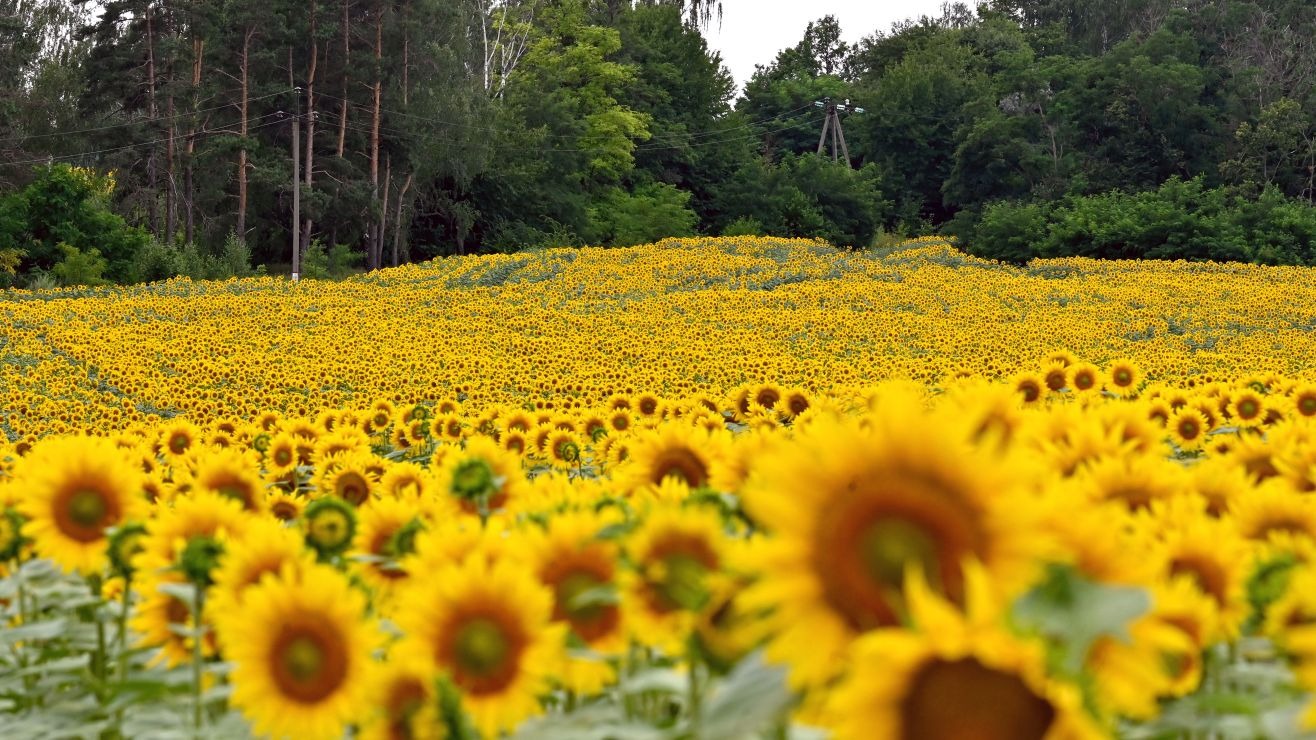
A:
[705, 0, 951, 88]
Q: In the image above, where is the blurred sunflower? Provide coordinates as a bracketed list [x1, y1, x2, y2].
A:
[16, 435, 148, 574]
[217, 564, 378, 740]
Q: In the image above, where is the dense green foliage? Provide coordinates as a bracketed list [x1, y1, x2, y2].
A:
[5, 0, 1316, 284]
[972, 178, 1316, 264]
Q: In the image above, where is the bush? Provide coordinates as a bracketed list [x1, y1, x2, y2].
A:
[51, 243, 110, 286]
[588, 184, 699, 247]
[967, 177, 1316, 265]
[0, 164, 153, 282]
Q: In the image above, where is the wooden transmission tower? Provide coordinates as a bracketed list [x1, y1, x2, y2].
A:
[815, 98, 864, 166]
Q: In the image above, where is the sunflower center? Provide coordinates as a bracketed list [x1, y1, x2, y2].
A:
[1114, 369, 1133, 386]
[273, 447, 293, 466]
[217, 480, 254, 509]
[1299, 396, 1316, 416]
[650, 449, 708, 488]
[813, 483, 981, 631]
[1169, 556, 1229, 609]
[859, 518, 940, 592]
[900, 658, 1055, 740]
[555, 569, 619, 641]
[169, 433, 190, 454]
[1074, 371, 1095, 390]
[273, 625, 348, 703]
[68, 489, 108, 528]
[453, 618, 510, 678]
[452, 459, 495, 500]
[336, 472, 370, 506]
[1177, 419, 1199, 439]
[307, 507, 353, 552]
[1238, 399, 1260, 418]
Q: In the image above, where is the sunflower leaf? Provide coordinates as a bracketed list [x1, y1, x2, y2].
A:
[1011, 563, 1150, 675]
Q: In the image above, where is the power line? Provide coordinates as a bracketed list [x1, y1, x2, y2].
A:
[2, 113, 286, 168]
[0, 89, 292, 146]
[313, 90, 815, 145]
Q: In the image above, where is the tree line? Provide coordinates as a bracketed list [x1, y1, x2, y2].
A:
[3, 0, 1316, 285]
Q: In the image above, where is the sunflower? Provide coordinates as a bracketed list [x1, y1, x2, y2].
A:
[1107, 359, 1143, 397]
[740, 406, 1047, 688]
[216, 564, 378, 740]
[314, 453, 378, 507]
[433, 437, 529, 519]
[351, 495, 426, 600]
[1167, 407, 1209, 451]
[189, 447, 267, 513]
[1231, 479, 1316, 547]
[1077, 454, 1187, 514]
[500, 428, 530, 456]
[207, 516, 313, 620]
[133, 490, 250, 583]
[265, 432, 300, 477]
[378, 461, 433, 499]
[131, 575, 217, 667]
[16, 435, 149, 574]
[359, 655, 442, 740]
[1291, 383, 1316, 419]
[1228, 389, 1267, 428]
[606, 409, 634, 435]
[545, 429, 583, 470]
[1152, 513, 1250, 638]
[828, 571, 1100, 740]
[614, 425, 730, 496]
[520, 510, 626, 693]
[1066, 362, 1102, 396]
[396, 555, 566, 738]
[261, 490, 303, 523]
[1010, 372, 1046, 406]
[159, 419, 201, 461]
[621, 504, 728, 656]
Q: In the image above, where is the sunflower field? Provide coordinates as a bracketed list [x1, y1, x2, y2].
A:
[5, 236, 1316, 739]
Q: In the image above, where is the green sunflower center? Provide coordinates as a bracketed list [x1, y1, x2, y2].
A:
[285, 635, 325, 682]
[452, 459, 495, 500]
[860, 517, 940, 592]
[68, 489, 108, 528]
[454, 618, 509, 676]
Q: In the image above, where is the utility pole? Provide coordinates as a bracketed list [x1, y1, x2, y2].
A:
[815, 97, 863, 166]
[291, 87, 302, 282]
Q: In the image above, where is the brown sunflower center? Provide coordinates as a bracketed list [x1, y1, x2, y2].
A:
[554, 568, 620, 642]
[1113, 369, 1134, 387]
[649, 448, 709, 488]
[813, 482, 981, 631]
[446, 614, 525, 695]
[1177, 419, 1200, 440]
[273, 447, 294, 467]
[270, 500, 300, 521]
[1299, 395, 1316, 416]
[644, 535, 718, 614]
[57, 488, 115, 542]
[1073, 371, 1095, 390]
[1169, 555, 1229, 609]
[216, 479, 256, 509]
[900, 658, 1055, 740]
[273, 624, 348, 703]
[336, 472, 371, 506]
[169, 433, 191, 455]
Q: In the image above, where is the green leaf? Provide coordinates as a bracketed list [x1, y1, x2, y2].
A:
[620, 668, 689, 697]
[0, 618, 67, 644]
[1011, 563, 1150, 674]
[698, 651, 794, 740]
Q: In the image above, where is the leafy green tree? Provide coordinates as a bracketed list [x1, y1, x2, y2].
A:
[0, 165, 154, 281]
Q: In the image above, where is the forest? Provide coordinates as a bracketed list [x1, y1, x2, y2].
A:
[4, 0, 1316, 285]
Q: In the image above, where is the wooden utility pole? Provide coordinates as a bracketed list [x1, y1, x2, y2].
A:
[815, 98, 862, 166]
[292, 88, 302, 281]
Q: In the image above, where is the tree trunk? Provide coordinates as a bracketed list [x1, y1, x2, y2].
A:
[165, 93, 177, 243]
[236, 27, 252, 240]
[145, 4, 159, 236]
[184, 37, 204, 246]
[336, 0, 349, 158]
[368, 2, 383, 269]
[301, 4, 318, 258]
[392, 173, 412, 267]
[378, 156, 391, 268]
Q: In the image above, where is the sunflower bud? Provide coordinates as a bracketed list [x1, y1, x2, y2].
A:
[303, 497, 357, 558]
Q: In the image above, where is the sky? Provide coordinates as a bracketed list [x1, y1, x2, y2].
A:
[706, 0, 950, 89]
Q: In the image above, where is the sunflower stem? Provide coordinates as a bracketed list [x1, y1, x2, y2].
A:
[191, 586, 205, 736]
[687, 646, 703, 737]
